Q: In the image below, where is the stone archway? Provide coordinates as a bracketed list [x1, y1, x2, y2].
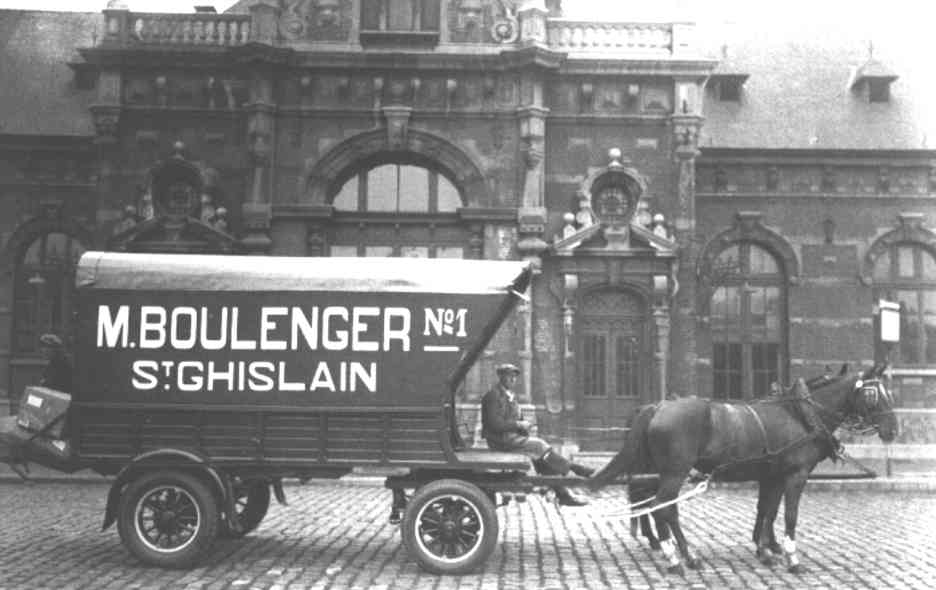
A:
[697, 211, 800, 291]
[305, 128, 491, 207]
[860, 213, 936, 285]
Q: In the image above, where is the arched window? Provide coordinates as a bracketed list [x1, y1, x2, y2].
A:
[13, 232, 86, 354]
[333, 163, 461, 213]
[872, 243, 936, 365]
[710, 242, 786, 400]
[328, 161, 466, 258]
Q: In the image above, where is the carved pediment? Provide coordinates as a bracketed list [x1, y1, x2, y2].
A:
[108, 216, 238, 254]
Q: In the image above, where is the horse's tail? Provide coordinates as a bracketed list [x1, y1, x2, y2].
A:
[587, 403, 656, 491]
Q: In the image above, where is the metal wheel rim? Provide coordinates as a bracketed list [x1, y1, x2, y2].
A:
[413, 493, 485, 564]
[134, 485, 202, 554]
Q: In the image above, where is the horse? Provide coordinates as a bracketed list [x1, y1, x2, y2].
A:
[624, 367, 847, 554]
[587, 364, 898, 575]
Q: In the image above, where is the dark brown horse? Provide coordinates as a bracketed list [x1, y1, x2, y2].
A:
[627, 367, 850, 555]
[588, 364, 898, 575]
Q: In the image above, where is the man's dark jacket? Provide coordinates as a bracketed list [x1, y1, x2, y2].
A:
[481, 383, 527, 449]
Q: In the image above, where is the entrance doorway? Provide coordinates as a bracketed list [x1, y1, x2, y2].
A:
[577, 288, 650, 451]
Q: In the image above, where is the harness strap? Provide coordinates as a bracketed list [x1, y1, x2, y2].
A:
[744, 404, 771, 454]
[601, 477, 710, 520]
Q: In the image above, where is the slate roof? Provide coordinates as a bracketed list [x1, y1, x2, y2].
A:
[699, 22, 935, 150]
[0, 10, 98, 137]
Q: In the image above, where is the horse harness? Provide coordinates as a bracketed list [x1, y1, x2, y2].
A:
[707, 377, 891, 478]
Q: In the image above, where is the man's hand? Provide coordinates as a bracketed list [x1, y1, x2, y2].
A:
[516, 419, 531, 434]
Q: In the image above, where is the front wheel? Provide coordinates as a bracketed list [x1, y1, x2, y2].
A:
[117, 470, 220, 569]
[401, 479, 499, 575]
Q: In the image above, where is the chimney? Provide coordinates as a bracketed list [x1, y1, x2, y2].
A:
[194, 6, 217, 13]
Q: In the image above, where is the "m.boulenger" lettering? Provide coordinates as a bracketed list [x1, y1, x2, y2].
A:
[97, 305, 412, 352]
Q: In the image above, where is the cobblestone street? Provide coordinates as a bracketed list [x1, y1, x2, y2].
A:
[0, 479, 933, 589]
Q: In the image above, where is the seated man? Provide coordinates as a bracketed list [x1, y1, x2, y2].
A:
[481, 363, 592, 507]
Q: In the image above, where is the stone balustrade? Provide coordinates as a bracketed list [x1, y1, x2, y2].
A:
[546, 20, 677, 55]
[99, 11, 695, 56]
[103, 11, 250, 47]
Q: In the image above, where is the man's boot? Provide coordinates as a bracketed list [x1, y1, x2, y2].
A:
[537, 449, 590, 507]
[569, 463, 595, 478]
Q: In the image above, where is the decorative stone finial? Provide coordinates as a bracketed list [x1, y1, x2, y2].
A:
[172, 141, 186, 158]
[608, 147, 623, 167]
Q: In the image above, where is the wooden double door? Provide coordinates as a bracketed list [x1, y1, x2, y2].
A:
[576, 289, 651, 451]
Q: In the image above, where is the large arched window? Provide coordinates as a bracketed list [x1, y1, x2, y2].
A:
[328, 161, 467, 258]
[872, 242, 936, 365]
[333, 163, 461, 213]
[710, 241, 786, 399]
[13, 232, 86, 354]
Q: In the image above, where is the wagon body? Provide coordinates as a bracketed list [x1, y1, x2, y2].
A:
[70, 251, 532, 474]
[2, 251, 583, 574]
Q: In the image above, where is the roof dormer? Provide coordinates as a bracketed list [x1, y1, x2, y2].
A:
[707, 45, 749, 102]
[851, 58, 898, 103]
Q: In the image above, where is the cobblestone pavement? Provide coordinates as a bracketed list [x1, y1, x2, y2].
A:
[0, 480, 933, 590]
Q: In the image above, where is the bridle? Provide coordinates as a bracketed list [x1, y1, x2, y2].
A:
[840, 377, 895, 435]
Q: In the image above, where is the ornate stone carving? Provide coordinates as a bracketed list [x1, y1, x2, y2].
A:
[383, 106, 412, 149]
[451, 0, 486, 42]
[821, 166, 837, 193]
[92, 108, 121, 145]
[518, 0, 547, 45]
[877, 165, 891, 194]
[766, 165, 779, 191]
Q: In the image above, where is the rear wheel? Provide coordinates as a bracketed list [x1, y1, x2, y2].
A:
[222, 479, 271, 537]
[401, 479, 499, 575]
[117, 470, 220, 569]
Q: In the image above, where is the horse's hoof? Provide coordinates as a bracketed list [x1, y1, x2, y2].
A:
[666, 564, 685, 576]
[649, 541, 662, 551]
[788, 564, 806, 575]
[768, 542, 783, 555]
[756, 551, 774, 567]
[686, 557, 703, 570]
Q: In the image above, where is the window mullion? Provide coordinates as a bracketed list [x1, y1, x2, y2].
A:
[429, 170, 438, 213]
[358, 171, 367, 211]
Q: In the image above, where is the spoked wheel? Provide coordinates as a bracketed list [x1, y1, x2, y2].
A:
[117, 470, 219, 569]
[401, 479, 498, 575]
[222, 479, 271, 537]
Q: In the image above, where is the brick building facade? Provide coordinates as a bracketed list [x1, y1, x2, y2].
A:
[1, 1, 933, 451]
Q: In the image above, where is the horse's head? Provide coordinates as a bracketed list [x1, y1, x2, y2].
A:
[846, 364, 899, 442]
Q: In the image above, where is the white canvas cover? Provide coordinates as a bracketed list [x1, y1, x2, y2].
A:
[76, 251, 531, 295]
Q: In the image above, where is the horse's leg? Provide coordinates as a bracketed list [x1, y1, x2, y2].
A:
[754, 479, 784, 566]
[631, 483, 661, 550]
[641, 513, 661, 550]
[651, 473, 688, 575]
[668, 504, 702, 570]
[752, 478, 768, 545]
[781, 472, 810, 575]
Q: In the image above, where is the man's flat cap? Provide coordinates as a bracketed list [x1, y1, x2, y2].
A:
[39, 333, 64, 348]
[496, 363, 521, 375]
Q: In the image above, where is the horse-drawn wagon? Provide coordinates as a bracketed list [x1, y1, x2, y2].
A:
[0, 251, 901, 577]
[0, 251, 597, 575]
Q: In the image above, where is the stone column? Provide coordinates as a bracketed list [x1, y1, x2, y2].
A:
[670, 110, 702, 396]
[240, 0, 280, 254]
[653, 275, 672, 400]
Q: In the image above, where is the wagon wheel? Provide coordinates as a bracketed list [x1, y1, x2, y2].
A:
[117, 470, 220, 569]
[221, 479, 271, 538]
[401, 479, 499, 575]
